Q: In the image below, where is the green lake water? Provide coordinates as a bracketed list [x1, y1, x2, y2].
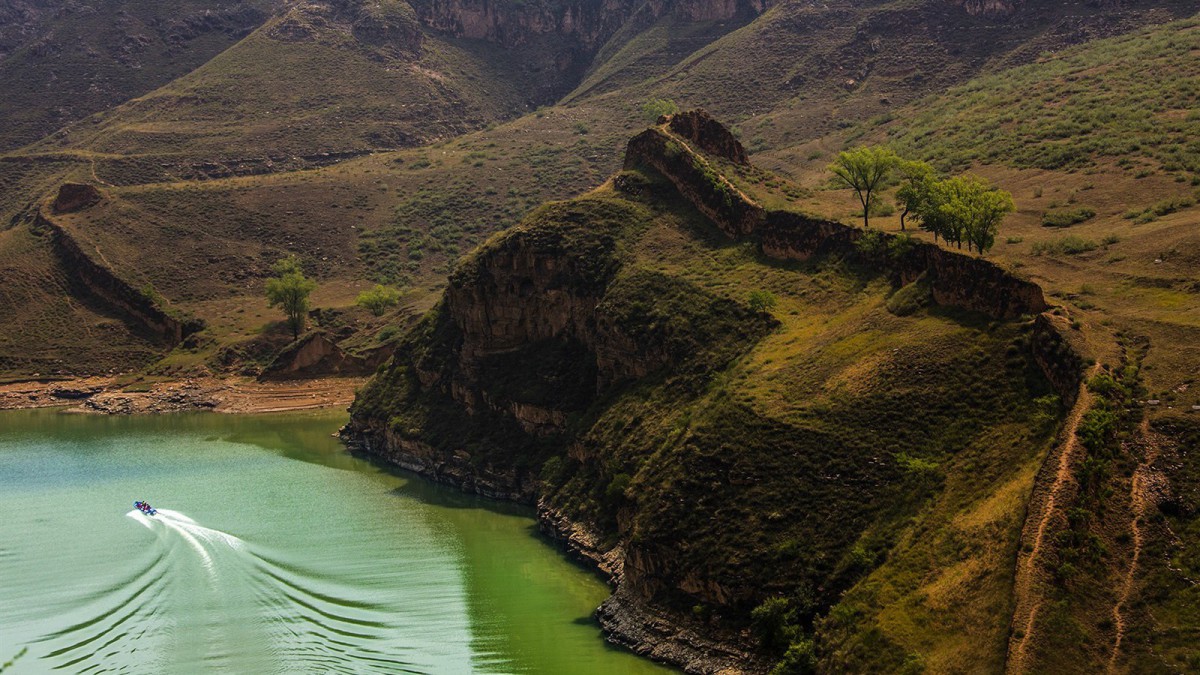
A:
[0, 408, 669, 674]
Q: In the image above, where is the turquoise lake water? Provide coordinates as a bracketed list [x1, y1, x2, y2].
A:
[0, 408, 669, 674]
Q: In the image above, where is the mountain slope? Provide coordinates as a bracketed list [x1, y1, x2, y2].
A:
[0, 0, 276, 152]
[344, 113, 1067, 672]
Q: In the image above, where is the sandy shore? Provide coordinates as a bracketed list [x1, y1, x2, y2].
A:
[0, 376, 364, 415]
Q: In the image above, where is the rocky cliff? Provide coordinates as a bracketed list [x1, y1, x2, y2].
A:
[627, 112, 1048, 319]
[346, 114, 1065, 673]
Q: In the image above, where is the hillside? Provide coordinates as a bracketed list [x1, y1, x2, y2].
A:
[344, 113, 1072, 672]
[761, 16, 1200, 413]
[1, 0, 1199, 671]
[0, 0, 277, 152]
[5, 0, 1192, 380]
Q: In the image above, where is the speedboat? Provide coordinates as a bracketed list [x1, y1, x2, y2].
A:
[134, 500, 157, 516]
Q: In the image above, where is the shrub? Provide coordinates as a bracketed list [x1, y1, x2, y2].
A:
[886, 278, 931, 316]
[375, 325, 400, 343]
[748, 290, 779, 313]
[1041, 207, 1095, 228]
[356, 284, 401, 316]
[605, 472, 632, 502]
[854, 229, 889, 258]
[1031, 236, 1098, 256]
[771, 639, 818, 675]
[640, 98, 679, 123]
[1087, 372, 1126, 400]
[1124, 195, 1196, 223]
[751, 598, 798, 652]
[1078, 406, 1119, 454]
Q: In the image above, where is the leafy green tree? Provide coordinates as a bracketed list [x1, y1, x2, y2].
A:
[893, 159, 937, 232]
[937, 175, 1015, 254]
[266, 256, 317, 339]
[641, 98, 679, 123]
[748, 290, 778, 313]
[356, 284, 401, 316]
[829, 146, 898, 229]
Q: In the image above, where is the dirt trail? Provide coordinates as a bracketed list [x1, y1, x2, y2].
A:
[659, 127, 761, 209]
[1007, 365, 1100, 673]
[1106, 419, 1158, 673]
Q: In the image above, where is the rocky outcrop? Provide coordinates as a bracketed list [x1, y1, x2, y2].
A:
[34, 209, 201, 346]
[628, 111, 1048, 319]
[625, 124, 764, 237]
[51, 183, 102, 214]
[410, 0, 767, 48]
[270, 0, 424, 54]
[341, 419, 538, 501]
[597, 588, 764, 674]
[667, 109, 750, 165]
[261, 330, 367, 379]
[1029, 312, 1087, 404]
[538, 500, 765, 674]
[950, 0, 1020, 16]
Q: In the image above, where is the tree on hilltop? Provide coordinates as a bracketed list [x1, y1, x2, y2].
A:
[829, 146, 898, 229]
[266, 255, 317, 339]
[937, 175, 1014, 255]
[894, 159, 938, 232]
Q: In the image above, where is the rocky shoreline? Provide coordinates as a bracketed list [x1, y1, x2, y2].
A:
[0, 375, 363, 415]
[340, 420, 767, 675]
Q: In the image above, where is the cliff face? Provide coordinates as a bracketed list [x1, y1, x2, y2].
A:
[347, 114, 1066, 673]
[628, 112, 1048, 320]
[409, 0, 768, 47]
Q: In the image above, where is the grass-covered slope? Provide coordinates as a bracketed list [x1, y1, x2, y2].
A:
[876, 17, 1200, 176]
[349, 128, 1063, 670]
[25, 3, 539, 166]
[775, 14, 1200, 414]
[0, 0, 275, 152]
[0, 225, 162, 375]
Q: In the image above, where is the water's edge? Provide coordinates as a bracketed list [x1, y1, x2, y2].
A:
[339, 422, 763, 675]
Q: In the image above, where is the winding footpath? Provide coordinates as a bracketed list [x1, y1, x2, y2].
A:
[1007, 365, 1100, 674]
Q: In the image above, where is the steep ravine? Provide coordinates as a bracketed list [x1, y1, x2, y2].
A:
[343, 113, 1074, 673]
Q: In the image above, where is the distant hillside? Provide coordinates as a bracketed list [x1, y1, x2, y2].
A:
[874, 16, 1200, 175]
[0, 0, 1197, 381]
[0, 0, 276, 152]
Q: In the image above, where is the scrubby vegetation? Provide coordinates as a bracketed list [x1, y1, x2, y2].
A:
[1041, 207, 1095, 228]
[355, 284, 400, 316]
[878, 19, 1200, 176]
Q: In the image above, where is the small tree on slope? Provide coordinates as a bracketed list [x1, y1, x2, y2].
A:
[266, 256, 317, 340]
[829, 146, 898, 229]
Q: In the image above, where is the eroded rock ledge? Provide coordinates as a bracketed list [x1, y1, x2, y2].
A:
[34, 192, 203, 347]
[626, 111, 1048, 320]
[343, 112, 1072, 674]
[538, 501, 767, 674]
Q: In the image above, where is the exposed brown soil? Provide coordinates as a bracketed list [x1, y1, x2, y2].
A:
[1107, 419, 1164, 673]
[1007, 364, 1100, 673]
[0, 375, 362, 415]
